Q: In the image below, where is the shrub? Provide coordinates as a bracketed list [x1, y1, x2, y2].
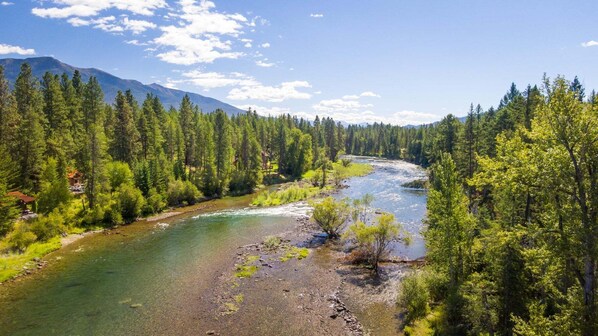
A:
[344, 212, 402, 273]
[310, 197, 350, 239]
[263, 235, 282, 249]
[398, 271, 430, 325]
[115, 184, 145, 223]
[143, 188, 166, 215]
[167, 180, 201, 206]
[341, 158, 352, 167]
[29, 209, 66, 241]
[6, 222, 37, 252]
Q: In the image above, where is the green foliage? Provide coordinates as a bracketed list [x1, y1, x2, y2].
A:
[310, 197, 350, 239]
[30, 209, 66, 241]
[106, 161, 134, 192]
[114, 184, 145, 223]
[398, 271, 431, 325]
[0, 236, 61, 282]
[252, 183, 326, 207]
[37, 157, 71, 214]
[5, 221, 37, 252]
[166, 180, 201, 206]
[142, 188, 166, 215]
[280, 246, 309, 262]
[344, 212, 404, 272]
[263, 235, 282, 249]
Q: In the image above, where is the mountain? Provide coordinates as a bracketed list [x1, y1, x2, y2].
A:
[0, 57, 244, 115]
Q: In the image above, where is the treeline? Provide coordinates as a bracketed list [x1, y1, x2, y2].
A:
[395, 77, 597, 336]
[344, 82, 546, 169]
[0, 63, 345, 251]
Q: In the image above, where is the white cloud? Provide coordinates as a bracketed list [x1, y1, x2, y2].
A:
[260, 42, 270, 48]
[360, 91, 381, 98]
[170, 69, 259, 89]
[153, 0, 249, 64]
[310, 13, 324, 18]
[1, 2, 14, 6]
[581, 40, 598, 47]
[244, 42, 252, 48]
[125, 39, 148, 46]
[122, 17, 157, 34]
[228, 81, 312, 102]
[313, 98, 373, 113]
[32, 0, 167, 18]
[0, 43, 36, 55]
[237, 104, 293, 117]
[313, 92, 380, 115]
[255, 59, 274, 67]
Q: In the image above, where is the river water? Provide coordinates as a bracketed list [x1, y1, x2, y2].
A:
[0, 158, 426, 335]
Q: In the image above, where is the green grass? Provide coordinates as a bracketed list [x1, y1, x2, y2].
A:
[234, 254, 260, 278]
[0, 237, 62, 283]
[234, 264, 258, 278]
[234, 293, 244, 303]
[252, 183, 330, 207]
[331, 161, 374, 178]
[280, 246, 310, 262]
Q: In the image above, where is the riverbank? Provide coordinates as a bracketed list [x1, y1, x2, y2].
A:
[0, 158, 424, 335]
[190, 208, 416, 335]
[0, 161, 374, 284]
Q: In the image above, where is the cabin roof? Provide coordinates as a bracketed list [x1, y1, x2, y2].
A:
[7, 191, 35, 203]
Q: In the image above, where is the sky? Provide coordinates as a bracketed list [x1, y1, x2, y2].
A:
[0, 0, 597, 125]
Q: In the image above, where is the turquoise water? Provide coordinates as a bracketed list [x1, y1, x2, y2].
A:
[0, 158, 427, 335]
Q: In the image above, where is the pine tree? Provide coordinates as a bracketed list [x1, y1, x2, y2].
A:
[14, 63, 46, 191]
[213, 109, 232, 196]
[111, 91, 139, 165]
[41, 72, 72, 161]
[81, 77, 107, 208]
[0, 66, 19, 164]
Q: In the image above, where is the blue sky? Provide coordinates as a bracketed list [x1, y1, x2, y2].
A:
[0, 0, 597, 124]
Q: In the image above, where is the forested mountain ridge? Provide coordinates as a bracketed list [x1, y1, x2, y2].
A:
[0, 57, 244, 115]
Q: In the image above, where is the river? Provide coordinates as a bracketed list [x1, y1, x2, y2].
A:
[0, 157, 426, 335]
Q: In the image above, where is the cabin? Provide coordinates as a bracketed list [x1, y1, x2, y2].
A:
[7, 191, 37, 219]
[68, 170, 84, 193]
[68, 170, 83, 187]
[7, 191, 35, 210]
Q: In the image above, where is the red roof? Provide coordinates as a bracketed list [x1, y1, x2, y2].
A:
[7, 191, 35, 203]
[68, 170, 83, 179]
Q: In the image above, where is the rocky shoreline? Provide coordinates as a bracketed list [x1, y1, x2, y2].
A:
[198, 211, 411, 335]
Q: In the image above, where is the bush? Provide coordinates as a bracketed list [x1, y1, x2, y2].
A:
[344, 212, 402, 273]
[6, 221, 37, 252]
[167, 180, 201, 206]
[29, 209, 66, 241]
[341, 158, 352, 167]
[81, 193, 122, 227]
[263, 235, 282, 249]
[310, 197, 350, 239]
[398, 271, 430, 325]
[142, 188, 166, 215]
[115, 184, 145, 223]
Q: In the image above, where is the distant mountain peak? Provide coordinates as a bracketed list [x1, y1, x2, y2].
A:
[0, 56, 244, 115]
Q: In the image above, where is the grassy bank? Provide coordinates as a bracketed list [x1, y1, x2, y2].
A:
[0, 237, 62, 282]
[253, 161, 373, 207]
